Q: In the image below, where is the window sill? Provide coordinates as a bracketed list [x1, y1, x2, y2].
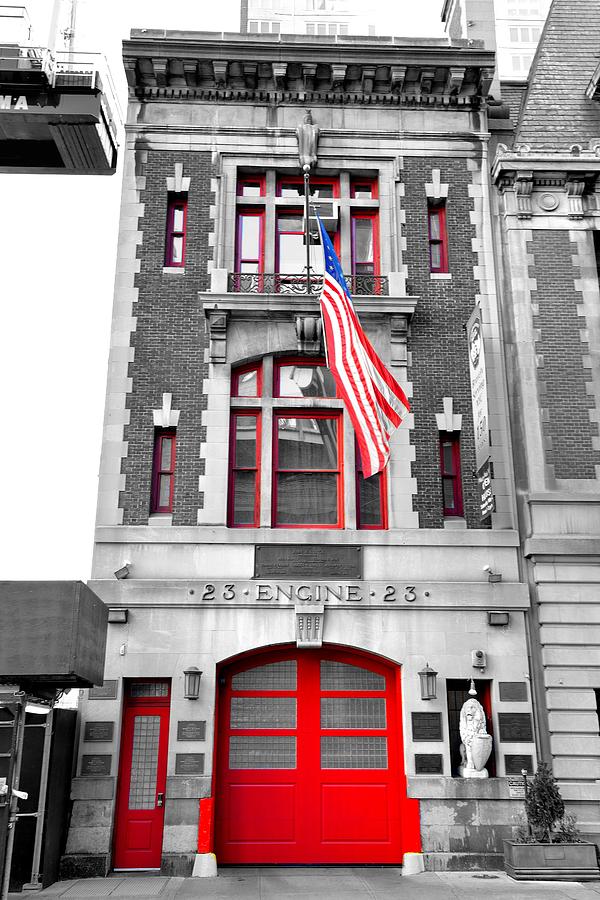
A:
[148, 514, 173, 526]
[163, 267, 185, 275]
[430, 273, 452, 280]
[443, 516, 466, 530]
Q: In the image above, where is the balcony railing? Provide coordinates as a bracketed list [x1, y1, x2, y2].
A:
[227, 273, 389, 296]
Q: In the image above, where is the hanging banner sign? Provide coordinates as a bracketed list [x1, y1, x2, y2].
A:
[467, 305, 491, 472]
[478, 460, 495, 521]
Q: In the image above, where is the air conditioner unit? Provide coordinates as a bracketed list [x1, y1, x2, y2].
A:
[303, 200, 339, 240]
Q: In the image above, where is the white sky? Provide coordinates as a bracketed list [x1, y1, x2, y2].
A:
[0, 1, 444, 581]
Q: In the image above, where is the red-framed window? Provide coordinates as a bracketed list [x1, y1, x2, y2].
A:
[351, 212, 379, 278]
[274, 357, 336, 399]
[237, 175, 265, 197]
[439, 432, 463, 517]
[355, 442, 387, 529]
[273, 411, 343, 528]
[428, 202, 449, 273]
[232, 363, 262, 398]
[228, 412, 261, 527]
[151, 429, 176, 514]
[165, 194, 187, 267]
[350, 178, 378, 200]
[236, 209, 264, 274]
[276, 176, 339, 199]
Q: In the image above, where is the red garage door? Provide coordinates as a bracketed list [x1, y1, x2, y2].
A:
[215, 646, 408, 864]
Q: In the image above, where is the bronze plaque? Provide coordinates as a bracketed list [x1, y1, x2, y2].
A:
[415, 753, 443, 774]
[177, 721, 206, 742]
[411, 712, 443, 742]
[499, 682, 528, 702]
[505, 754, 533, 775]
[498, 713, 533, 742]
[254, 545, 362, 579]
[89, 681, 118, 700]
[83, 721, 114, 742]
[175, 753, 205, 775]
[81, 754, 111, 776]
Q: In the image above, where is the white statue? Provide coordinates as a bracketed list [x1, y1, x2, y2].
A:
[459, 696, 493, 778]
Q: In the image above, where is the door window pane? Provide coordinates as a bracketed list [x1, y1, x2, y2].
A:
[172, 207, 184, 232]
[158, 474, 171, 508]
[429, 212, 440, 239]
[321, 698, 386, 729]
[229, 735, 296, 769]
[320, 660, 385, 691]
[231, 697, 297, 729]
[277, 417, 338, 469]
[430, 243, 441, 269]
[277, 365, 336, 398]
[232, 660, 297, 690]
[321, 736, 388, 769]
[128, 716, 161, 809]
[171, 236, 183, 264]
[276, 473, 338, 524]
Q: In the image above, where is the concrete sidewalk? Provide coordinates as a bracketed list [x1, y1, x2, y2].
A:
[13, 869, 600, 900]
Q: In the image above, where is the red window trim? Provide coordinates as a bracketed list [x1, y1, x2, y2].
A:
[276, 175, 340, 198]
[228, 411, 261, 528]
[235, 208, 265, 276]
[232, 362, 263, 398]
[273, 356, 333, 398]
[428, 201, 449, 274]
[355, 442, 388, 530]
[439, 431, 463, 517]
[351, 211, 380, 277]
[350, 177, 379, 199]
[272, 410, 344, 529]
[165, 194, 187, 267]
[236, 175, 266, 197]
[151, 428, 176, 514]
[276, 209, 341, 274]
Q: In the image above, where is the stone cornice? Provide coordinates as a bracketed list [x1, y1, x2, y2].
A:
[123, 33, 495, 106]
[491, 141, 600, 185]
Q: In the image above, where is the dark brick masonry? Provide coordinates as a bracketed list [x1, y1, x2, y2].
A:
[529, 230, 600, 480]
[119, 150, 213, 525]
[403, 157, 485, 528]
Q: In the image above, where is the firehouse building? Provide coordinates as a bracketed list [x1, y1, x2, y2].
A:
[63, 29, 537, 876]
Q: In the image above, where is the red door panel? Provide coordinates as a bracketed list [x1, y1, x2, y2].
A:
[215, 647, 407, 864]
[113, 682, 170, 870]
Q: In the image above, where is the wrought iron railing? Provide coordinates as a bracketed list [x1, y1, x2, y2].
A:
[227, 273, 389, 296]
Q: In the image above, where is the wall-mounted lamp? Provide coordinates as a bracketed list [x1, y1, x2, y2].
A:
[114, 561, 131, 580]
[488, 610, 510, 627]
[184, 666, 202, 700]
[418, 663, 438, 701]
[483, 565, 502, 583]
[25, 699, 52, 716]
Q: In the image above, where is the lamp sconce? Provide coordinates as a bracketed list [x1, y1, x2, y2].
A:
[483, 564, 502, 583]
[418, 663, 438, 700]
[183, 667, 202, 700]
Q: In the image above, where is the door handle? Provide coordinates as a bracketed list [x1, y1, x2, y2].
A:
[157, 792, 164, 808]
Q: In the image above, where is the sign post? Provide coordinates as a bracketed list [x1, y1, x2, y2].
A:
[467, 306, 495, 522]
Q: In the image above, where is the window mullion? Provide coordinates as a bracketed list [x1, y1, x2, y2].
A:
[260, 356, 274, 527]
[344, 411, 356, 529]
[264, 172, 277, 275]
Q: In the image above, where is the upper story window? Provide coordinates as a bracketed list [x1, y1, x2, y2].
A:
[351, 213, 378, 277]
[306, 22, 349, 35]
[165, 194, 187, 267]
[439, 432, 463, 517]
[428, 201, 449, 274]
[228, 356, 388, 529]
[248, 19, 281, 32]
[236, 209, 264, 275]
[151, 429, 176, 514]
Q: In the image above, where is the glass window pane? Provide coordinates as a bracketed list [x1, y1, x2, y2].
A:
[442, 442, 454, 473]
[231, 697, 296, 729]
[158, 474, 171, 508]
[430, 242, 441, 269]
[317, 23, 326, 34]
[235, 417, 257, 467]
[353, 184, 372, 199]
[240, 261, 259, 273]
[321, 660, 385, 691]
[321, 736, 387, 769]
[233, 471, 256, 525]
[358, 473, 382, 526]
[272, 21, 280, 32]
[278, 365, 336, 398]
[160, 437, 173, 470]
[240, 215, 261, 259]
[311, 184, 333, 199]
[171, 236, 183, 263]
[279, 232, 305, 274]
[429, 212, 440, 239]
[279, 183, 303, 197]
[232, 660, 296, 690]
[236, 368, 258, 397]
[276, 473, 338, 524]
[443, 478, 456, 510]
[353, 218, 373, 263]
[321, 698, 386, 729]
[355, 262, 375, 275]
[240, 183, 262, 197]
[260, 20, 269, 31]
[172, 207, 184, 232]
[278, 214, 304, 232]
[128, 716, 161, 809]
[277, 417, 338, 469]
[229, 735, 296, 769]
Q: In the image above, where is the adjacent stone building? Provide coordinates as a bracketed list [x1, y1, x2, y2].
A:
[63, 26, 538, 877]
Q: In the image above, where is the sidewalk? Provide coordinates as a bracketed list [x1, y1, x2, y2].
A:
[14, 869, 600, 900]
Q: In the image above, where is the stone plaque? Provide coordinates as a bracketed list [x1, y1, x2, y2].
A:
[507, 776, 527, 799]
[89, 681, 118, 700]
[255, 545, 362, 579]
[411, 712, 443, 742]
[177, 720, 206, 742]
[499, 682, 528, 702]
[415, 753, 443, 774]
[175, 753, 205, 775]
[81, 754, 111, 776]
[83, 721, 114, 743]
[498, 713, 533, 742]
[505, 754, 533, 775]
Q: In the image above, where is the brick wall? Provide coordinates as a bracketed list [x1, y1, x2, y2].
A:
[119, 150, 214, 525]
[403, 157, 483, 528]
[529, 230, 600, 479]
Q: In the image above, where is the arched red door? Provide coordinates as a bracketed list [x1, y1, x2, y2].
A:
[215, 645, 410, 864]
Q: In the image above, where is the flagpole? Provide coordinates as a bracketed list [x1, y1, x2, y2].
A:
[303, 163, 311, 294]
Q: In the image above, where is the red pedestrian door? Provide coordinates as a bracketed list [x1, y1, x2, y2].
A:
[113, 681, 170, 870]
[216, 646, 407, 864]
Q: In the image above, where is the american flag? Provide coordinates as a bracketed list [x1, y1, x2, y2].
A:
[316, 217, 410, 478]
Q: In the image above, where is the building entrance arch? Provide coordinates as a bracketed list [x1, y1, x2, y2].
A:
[215, 644, 417, 864]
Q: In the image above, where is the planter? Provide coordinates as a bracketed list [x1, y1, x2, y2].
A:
[504, 840, 600, 881]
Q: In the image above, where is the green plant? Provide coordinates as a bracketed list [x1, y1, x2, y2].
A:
[525, 763, 565, 843]
[554, 815, 582, 844]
